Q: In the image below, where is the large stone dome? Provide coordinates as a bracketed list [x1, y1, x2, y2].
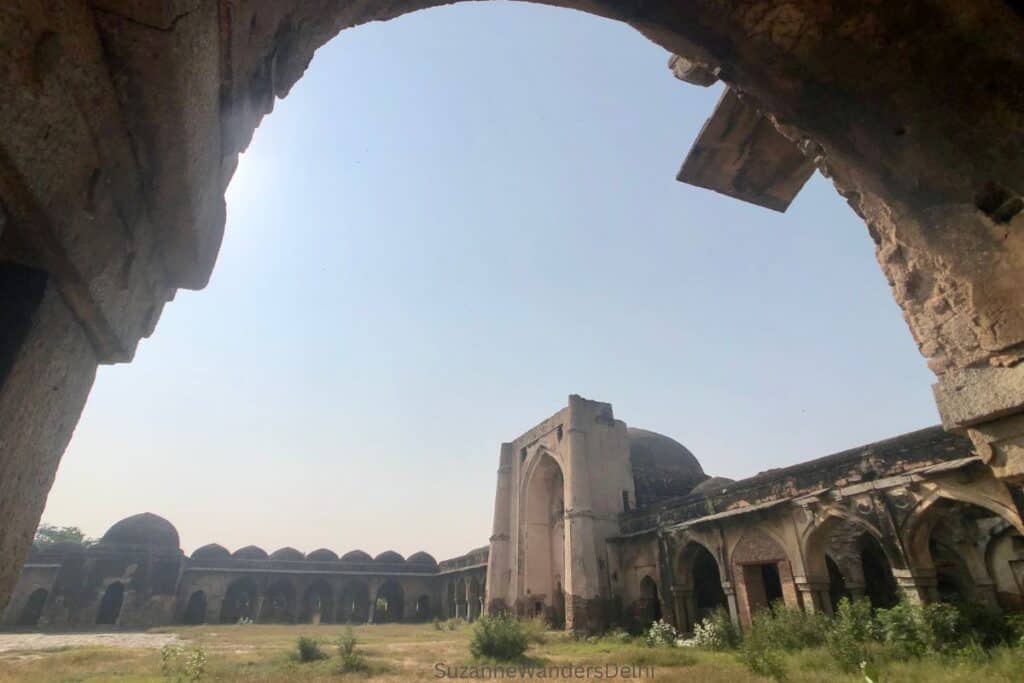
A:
[101, 513, 180, 549]
[627, 428, 707, 508]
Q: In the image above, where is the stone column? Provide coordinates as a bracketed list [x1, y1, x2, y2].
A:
[0, 280, 98, 613]
[721, 581, 740, 628]
[794, 579, 832, 616]
[484, 445, 514, 614]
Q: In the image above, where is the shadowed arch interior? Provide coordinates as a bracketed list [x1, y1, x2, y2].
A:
[183, 590, 207, 625]
[95, 581, 125, 626]
[523, 452, 565, 626]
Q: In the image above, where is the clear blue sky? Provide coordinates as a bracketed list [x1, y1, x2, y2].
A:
[41, 3, 938, 559]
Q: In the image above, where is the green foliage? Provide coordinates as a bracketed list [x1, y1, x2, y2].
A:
[825, 598, 877, 673]
[160, 644, 207, 682]
[34, 523, 91, 549]
[469, 614, 529, 661]
[336, 627, 368, 673]
[738, 643, 788, 682]
[433, 617, 443, 631]
[693, 607, 741, 650]
[745, 603, 826, 652]
[874, 600, 927, 657]
[521, 616, 549, 645]
[294, 636, 327, 662]
[642, 619, 679, 647]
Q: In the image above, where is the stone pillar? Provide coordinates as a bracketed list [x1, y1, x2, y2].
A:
[892, 568, 937, 604]
[0, 280, 98, 613]
[562, 397, 599, 632]
[794, 579, 832, 616]
[484, 445, 514, 614]
[722, 581, 740, 628]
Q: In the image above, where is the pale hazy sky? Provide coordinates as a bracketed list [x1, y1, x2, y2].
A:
[41, 4, 938, 560]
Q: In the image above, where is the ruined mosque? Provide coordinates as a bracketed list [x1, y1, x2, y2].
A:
[6, 395, 1024, 633]
[4, 0, 1024, 641]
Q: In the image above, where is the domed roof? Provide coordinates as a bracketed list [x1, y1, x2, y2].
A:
[191, 543, 231, 562]
[233, 545, 269, 560]
[407, 551, 438, 567]
[307, 548, 339, 562]
[101, 513, 180, 549]
[627, 428, 707, 508]
[340, 550, 372, 562]
[691, 476, 735, 498]
[374, 550, 405, 563]
[269, 547, 305, 561]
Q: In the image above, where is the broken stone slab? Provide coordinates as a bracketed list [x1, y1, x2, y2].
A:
[677, 88, 815, 212]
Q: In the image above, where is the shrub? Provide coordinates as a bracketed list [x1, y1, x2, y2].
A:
[957, 601, 1011, 648]
[337, 627, 368, 673]
[522, 616, 549, 644]
[642, 619, 679, 647]
[747, 603, 825, 652]
[469, 614, 529, 661]
[433, 617, 443, 631]
[825, 598, 877, 673]
[295, 636, 327, 662]
[693, 608, 741, 650]
[603, 628, 633, 644]
[875, 600, 927, 658]
[161, 644, 208, 681]
[738, 642, 788, 682]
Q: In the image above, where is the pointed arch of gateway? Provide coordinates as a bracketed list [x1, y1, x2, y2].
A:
[521, 450, 566, 626]
[674, 540, 727, 632]
[220, 577, 259, 623]
[902, 490, 1024, 606]
[373, 580, 404, 623]
[17, 588, 48, 627]
[337, 581, 370, 623]
[300, 580, 334, 624]
[801, 511, 902, 612]
[183, 590, 207, 625]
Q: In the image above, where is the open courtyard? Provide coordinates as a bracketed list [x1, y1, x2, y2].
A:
[0, 621, 1022, 683]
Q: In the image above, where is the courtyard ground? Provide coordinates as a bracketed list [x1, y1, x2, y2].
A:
[0, 622, 1021, 682]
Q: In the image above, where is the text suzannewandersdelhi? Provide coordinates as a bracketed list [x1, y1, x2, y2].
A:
[434, 663, 654, 679]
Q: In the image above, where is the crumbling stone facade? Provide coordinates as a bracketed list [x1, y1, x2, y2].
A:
[2, 513, 485, 630]
[3, 1, 1024, 619]
[486, 396, 1024, 633]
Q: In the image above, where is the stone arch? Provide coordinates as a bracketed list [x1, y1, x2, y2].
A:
[183, 590, 207, 625]
[902, 490, 1024, 605]
[373, 580, 404, 623]
[802, 510, 899, 612]
[468, 577, 483, 621]
[638, 575, 662, 628]
[95, 581, 125, 626]
[454, 577, 467, 620]
[415, 594, 432, 621]
[675, 540, 727, 631]
[17, 588, 48, 627]
[260, 579, 297, 623]
[337, 581, 370, 623]
[220, 577, 259, 623]
[521, 450, 566, 626]
[301, 580, 334, 624]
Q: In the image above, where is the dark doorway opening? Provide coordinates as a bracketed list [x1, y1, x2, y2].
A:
[96, 582, 125, 625]
[183, 591, 206, 625]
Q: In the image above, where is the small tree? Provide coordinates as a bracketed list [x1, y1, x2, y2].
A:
[469, 614, 529, 661]
[34, 523, 91, 548]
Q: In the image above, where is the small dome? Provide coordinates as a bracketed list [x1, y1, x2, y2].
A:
[691, 476, 735, 498]
[269, 547, 305, 561]
[191, 543, 231, 562]
[307, 548, 339, 562]
[233, 545, 269, 560]
[340, 550, 372, 562]
[627, 428, 706, 508]
[374, 550, 405, 563]
[407, 551, 438, 567]
[101, 513, 179, 549]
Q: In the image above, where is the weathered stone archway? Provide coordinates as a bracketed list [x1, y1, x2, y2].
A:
[2, 1, 1024, 613]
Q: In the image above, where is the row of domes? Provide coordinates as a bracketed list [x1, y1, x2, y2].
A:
[95, 513, 436, 566]
[191, 543, 436, 566]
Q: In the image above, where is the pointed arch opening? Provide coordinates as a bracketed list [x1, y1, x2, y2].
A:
[523, 451, 565, 627]
[96, 582, 125, 626]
